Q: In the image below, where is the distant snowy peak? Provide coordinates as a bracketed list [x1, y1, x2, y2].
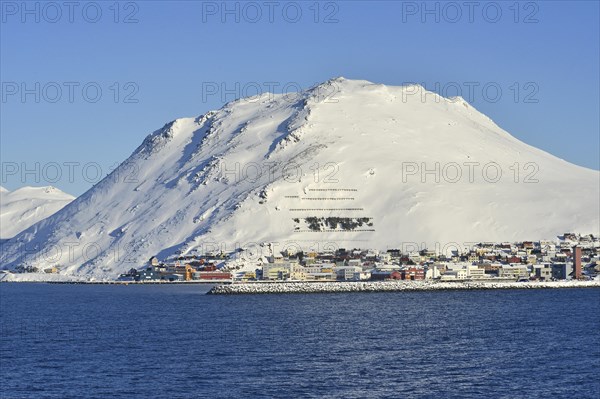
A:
[7, 185, 73, 199]
[0, 186, 74, 239]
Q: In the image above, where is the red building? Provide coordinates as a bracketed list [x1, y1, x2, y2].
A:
[370, 271, 402, 280]
[573, 246, 582, 279]
[507, 256, 522, 264]
[402, 267, 425, 280]
[196, 271, 231, 280]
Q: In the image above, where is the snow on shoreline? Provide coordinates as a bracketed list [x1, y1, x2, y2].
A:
[0, 272, 87, 283]
[207, 280, 600, 295]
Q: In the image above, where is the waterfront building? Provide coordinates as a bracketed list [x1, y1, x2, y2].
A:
[551, 263, 572, 280]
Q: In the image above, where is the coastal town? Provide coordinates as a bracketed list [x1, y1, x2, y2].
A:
[115, 233, 600, 284]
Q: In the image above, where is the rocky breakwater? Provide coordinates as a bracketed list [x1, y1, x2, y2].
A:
[207, 279, 600, 295]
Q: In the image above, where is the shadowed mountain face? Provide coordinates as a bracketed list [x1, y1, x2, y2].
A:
[1, 78, 598, 278]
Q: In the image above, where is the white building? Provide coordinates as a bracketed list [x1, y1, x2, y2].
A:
[466, 266, 487, 279]
[498, 264, 530, 280]
[533, 264, 552, 280]
[440, 268, 467, 280]
[334, 266, 362, 281]
[425, 265, 441, 279]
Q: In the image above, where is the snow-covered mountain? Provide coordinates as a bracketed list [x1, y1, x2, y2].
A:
[0, 186, 74, 240]
[1, 78, 598, 278]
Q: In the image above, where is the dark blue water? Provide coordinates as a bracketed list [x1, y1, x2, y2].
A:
[1, 284, 599, 398]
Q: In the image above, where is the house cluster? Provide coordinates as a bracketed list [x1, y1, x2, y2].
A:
[119, 233, 599, 283]
[432, 233, 599, 282]
[13, 265, 59, 274]
[232, 233, 600, 282]
[118, 255, 232, 282]
[240, 248, 426, 282]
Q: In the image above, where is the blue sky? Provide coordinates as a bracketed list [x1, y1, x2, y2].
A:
[1, 0, 599, 195]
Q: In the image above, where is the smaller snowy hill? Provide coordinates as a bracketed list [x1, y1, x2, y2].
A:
[0, 186, 74, 239]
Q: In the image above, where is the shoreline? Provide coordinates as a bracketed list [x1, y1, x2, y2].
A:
[0, 272, 230, 284]
[207, 280, 600, 295]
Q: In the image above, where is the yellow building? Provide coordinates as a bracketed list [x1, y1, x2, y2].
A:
[44, 266, 58, 274]
[241, 272, 256, 281]
[263, 265, 290, 280]
[290, 266, 307, 281]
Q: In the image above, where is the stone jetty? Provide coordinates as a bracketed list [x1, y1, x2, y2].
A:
[207, 279, 600, 295]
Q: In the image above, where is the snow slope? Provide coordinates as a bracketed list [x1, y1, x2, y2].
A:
[1, 78, 598, 278]
[0, 186, 74, 239]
